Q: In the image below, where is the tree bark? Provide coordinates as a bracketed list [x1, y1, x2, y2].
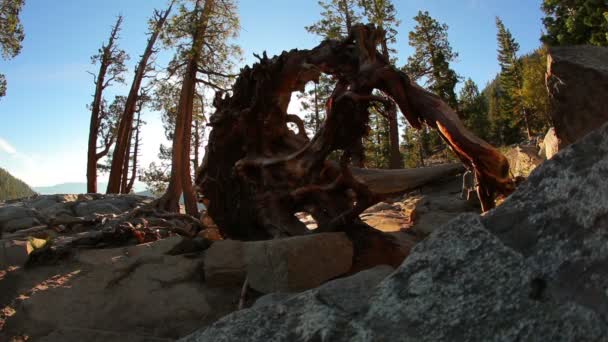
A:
[120, 127, 133, 193]
[157, 0, 213, 216]
[193, 118, 201, 171]
[87, 17, 122, 193]
[126, 110, 142, 193]
[106, 3, 173, 194]
[87, 70, 106, 194]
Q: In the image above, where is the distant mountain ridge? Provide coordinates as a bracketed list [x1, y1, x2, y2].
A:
[34, 182, 147, 195]
[0, 167, 36, 200]
[33, 182, 105, 195]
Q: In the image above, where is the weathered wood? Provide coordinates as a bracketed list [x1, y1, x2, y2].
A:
[196, 24, 513, 240]
[351, 163, 464, 195]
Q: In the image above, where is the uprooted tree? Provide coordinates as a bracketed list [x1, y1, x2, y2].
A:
[195, 24, 514, 242]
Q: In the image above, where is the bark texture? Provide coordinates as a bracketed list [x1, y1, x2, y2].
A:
[195, 24, 513, 240]
[86, 17, 123, 194]
[156, 0, 213, 216]
[107, 4, 172, 194]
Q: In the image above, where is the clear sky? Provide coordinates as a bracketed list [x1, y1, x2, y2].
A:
[0, 0, 545, 187]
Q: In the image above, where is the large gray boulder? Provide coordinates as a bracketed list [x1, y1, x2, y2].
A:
[183, 123, 608, 341]
[547, 45, 608, 148]
[504, 145, 544, 178]
[3, 216, 41, 232]
[203, 233, 354, 293]
[181, 265, 395, 342]
[0, 205, 39, 232]
[244, 233, 353, 293]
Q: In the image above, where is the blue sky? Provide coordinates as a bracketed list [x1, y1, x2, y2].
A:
[0, 0, 545, 187]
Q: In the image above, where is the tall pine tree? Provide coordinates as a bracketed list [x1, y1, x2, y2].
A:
[155, 0, 240, 215]
[359, 0, 403, 169]
[405, 11, 459, 107]
[495, 17, 529, 143]
[404, 11, 459, 162]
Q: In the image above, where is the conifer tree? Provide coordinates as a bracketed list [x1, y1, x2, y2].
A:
[0, 0, 25, 100]
[495, 17, 529, 143]
[405, 11, 459, 107]
[541, 0, 608, 46]
[520, 47, 551, 133]
[301, 0, 360, 138]
[458, 78, 490, 141]
[107, 2, 174, 194]
[154, 0, 240, 215]
[359, 0, 403, 168]
[86, 16, 128, 193]
[404, 11, 459, 162]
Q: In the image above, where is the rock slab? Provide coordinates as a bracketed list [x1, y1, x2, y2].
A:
[182, 123, 608, 341]
[244, 232, 353, 293]
[1, 236, 241, 341]
[547, 45, 608, 147]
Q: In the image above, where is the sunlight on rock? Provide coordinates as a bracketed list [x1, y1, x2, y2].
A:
[295, 212, 318, 230]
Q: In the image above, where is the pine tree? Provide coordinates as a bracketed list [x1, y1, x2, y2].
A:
[0, 0, 25, 100]
[86, 17, 128, 193]
[359, 0, 403, 169]
[404, 10, 459, 162]
[405, 11, 459, 107]
[520, 47, 552, 134]
[541, 0, 608, 46]
[306, 0, 360, 39]
[297, 77, 333, 135]
[107, 2, 174, 194]
[458, 78, 490, 141]
[154, 0, 240, 215]
[302, 0, 360, 138]
[495, 17, 528, 143]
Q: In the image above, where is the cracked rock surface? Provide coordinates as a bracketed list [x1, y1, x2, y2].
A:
[0, 236, 241, 341]
[180, 123, 608, 342]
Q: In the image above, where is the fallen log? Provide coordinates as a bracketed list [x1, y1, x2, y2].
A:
[351, 163, 464, 196]
[195, 23, 513, 241]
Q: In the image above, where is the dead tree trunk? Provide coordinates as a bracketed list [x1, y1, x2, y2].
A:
[126, 110, 142, 193]
[120, 127, 132, 193]
[196, 24, 514, 241]
[107, 3, 173, 194]
[157, 0, 213, 216]
[193, 119, 201, 171]
[87, 16, 124, 193]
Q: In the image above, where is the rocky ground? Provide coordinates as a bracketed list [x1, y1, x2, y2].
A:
[0, 123, 565, 341]
[1, 41, 604, 342]
[180, 121, 608, 342]
[0, 136, 561, 342]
